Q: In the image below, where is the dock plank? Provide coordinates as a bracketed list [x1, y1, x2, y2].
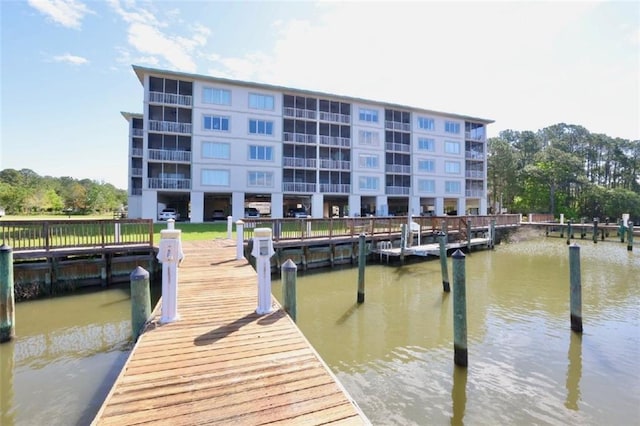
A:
[93, 239, 368, 425]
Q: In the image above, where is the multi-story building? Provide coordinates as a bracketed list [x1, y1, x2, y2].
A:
[122, 65, 492, 222]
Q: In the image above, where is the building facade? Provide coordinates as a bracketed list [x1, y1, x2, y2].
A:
[123, 65, 492, 222]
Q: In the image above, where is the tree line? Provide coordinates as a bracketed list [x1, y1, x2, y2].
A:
[0, 169, 127, 215]
[488, 123, 640, 221]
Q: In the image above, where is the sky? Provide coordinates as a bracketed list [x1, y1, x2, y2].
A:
[1, 0, 638, 190]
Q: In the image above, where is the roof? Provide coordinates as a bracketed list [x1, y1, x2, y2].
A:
[132, 65, 494, 124]
[120, 111, 143, 121]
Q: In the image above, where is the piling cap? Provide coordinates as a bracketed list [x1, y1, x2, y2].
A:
[160, 229, 181, 239]
[130, 266, 149, 279]
[254, 227, 272, 238]
[282, 258, 297, 270]
[452, 249, 465, 259]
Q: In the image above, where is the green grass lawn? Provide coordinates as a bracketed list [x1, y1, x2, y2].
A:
[153, 222, 230, 242]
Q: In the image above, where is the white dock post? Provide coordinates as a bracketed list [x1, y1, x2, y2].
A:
[157, 227, 184, 324]
[251, 228, 275, 315]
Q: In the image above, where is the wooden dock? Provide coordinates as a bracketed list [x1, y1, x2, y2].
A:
[92, 239, 369, 425]
[371, 238, 491, 262]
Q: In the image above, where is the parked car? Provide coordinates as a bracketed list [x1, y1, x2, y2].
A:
[158, 208, 179, 221]
[212, 210, 226, 220]
[244, 207, 260, 218]
[288, 207, 309, 218]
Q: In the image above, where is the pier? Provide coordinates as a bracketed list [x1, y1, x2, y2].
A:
[92, 239, 369, 425]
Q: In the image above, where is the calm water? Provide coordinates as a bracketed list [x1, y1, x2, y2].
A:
[1, 237, 639, 425]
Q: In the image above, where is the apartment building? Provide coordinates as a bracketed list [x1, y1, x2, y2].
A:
[122, 65, 492, 222]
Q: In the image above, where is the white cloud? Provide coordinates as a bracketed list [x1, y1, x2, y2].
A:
[27, 0, 94, 29]
[52, 53, 89, 65]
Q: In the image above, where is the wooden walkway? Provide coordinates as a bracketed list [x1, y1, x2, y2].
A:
[93, 239, 369, 425]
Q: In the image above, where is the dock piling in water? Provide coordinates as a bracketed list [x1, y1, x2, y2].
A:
[281, 259, 297, 322]
[566, 220, 572, 245]
[130, 266, 151, 341]
[0, 245, 15, 343]
[619, 219, 625, 243]
[592, 218, 598, 244]
[466, 219, 472, 253]
[438, 232, 450, 292]
[490, 219, 496, 249]
[569, 244, 583, 333]
[357, 233, 366, 303]
[627, 221, 634, 251]
[452, 249, 468, 367]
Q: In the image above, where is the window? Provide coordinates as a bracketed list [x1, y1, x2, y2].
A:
[202, 169, 229, 186]
[203, 115, 229, 131]
[445, 181, 461, 193]
[249, 93, 275, 110]
[418, 179, 435, 193]
[203, 87, 231, 105]
[418, 137, 435, 151]
[358, 154, 379, 169]
[202, 142, 230, 159]
[359, 130, 379, 146]
[249, 145, 273, 161]
[248, 171, 273, 187]
[445, 141, 460, 154]
[249, 119, 274, 135]
[445, 161, 461, 174]
[445, 121, 461, 134]
[359, 108, 379, 123]
[418, 116, 435, 131]
[359, 176, 379, 191]
[418, 159, 435, 173]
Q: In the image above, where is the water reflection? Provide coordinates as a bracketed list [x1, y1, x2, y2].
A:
[565, 332, 582, 410]
[1, 339, 15, 425]
[451, 365, 467, 426]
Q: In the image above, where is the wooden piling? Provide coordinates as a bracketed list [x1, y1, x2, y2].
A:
[566, 220, 572, 245]
[438, 232, 451, 292]
[569, 244, 583, 333]
[490, 219, 496, 249]
[466, 218, 472, 253]
[130, 266, 151, 341]
[281, 259, 297, 321]
[592, 218, 598, 244]
[452, 249, 468, 367]
[0, 245, 15, 343]
[357, 233, 366, 304]
[400, 224, 406, 265]
[619, 219, 625, 243]
[628, 221, 634, 251]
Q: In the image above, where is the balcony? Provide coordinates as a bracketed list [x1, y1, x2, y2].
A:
[283, 132, 316, 144]
[283, 107, 317, 120]
[465, 151, 485, 160]
[466, 189, 484, 197]
[319, 159, 351, 170]
[148, 120, 192, 134]
[131, 167, 143, 177]
[318, 111, 350, 124]
[148, 178, 191, 190]
[132, 128, 144, 137]
[319, 183, 351, 193]
[385, 121, 411, 132]
[149, 91, 193, 107]
[148, 149, 192, 163]
[131, 188, 142, 196]
[385, 142, 410, 153]
[465, 131, 485, 142]
[386, 186, 410, 195]
[282, 182, 317, 193]
[318, 135, 350, 147]
[466, 170, 484, 179]
[131, 147, 143, 157]
[386, 164, 411, 174]
[283, 157, 317, 168]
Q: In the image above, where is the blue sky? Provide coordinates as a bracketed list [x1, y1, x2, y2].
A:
[1, 0, 638, 190]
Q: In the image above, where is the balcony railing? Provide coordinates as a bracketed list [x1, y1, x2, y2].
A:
[149, 91, 193, 107]
[131, 147, 143, 157]
[318, 135, 350, 147]
[319, 183, 351, 193]
[465, 131, 485, 141]
[130, 188, 142, 196]
[466, 170, 484, 178]
[283, 132, 316, 144]
[131, 167, 143, 177]
[148, 120, 192, 134]
[466, 189, 484, 197]
[319, 159, 351, 170]
[385, 121, 411, 132]
[465, 151, 485, 160]
[318, 111, 351, 124]
[148, 149, 192, 162]
[282, 182, 317, 193]
[283, 157, 317, 168]
[385, 142, 411, 153]
[283, 107, 317, 120]
[148, 178, 191, 190]
[132, 128, 144, 137]
[386, 164, 411, 174]
[386, 186, 410, 195]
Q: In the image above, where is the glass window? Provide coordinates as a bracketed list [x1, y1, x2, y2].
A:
[445, 121, 461, 134]
[445, 161, 461, 174]
[249, 93, 275, 110]
[202, 142, 230, 159]
[358, 154, 379, 169]
[418, 179, 435, 193]
[445, 141, 460, 154]
[359, 108, 379, 123]
[249, 145, 273, 161]
[203, 115, 229, 131]
[358, 176, 379, 190]
[418, 159, 435, 172]
[203, 87, 231, 105]
[359, 130, 379, 146]
[418, 138, 435, 151]
[202, 169, 229, 186]
[248, 171, 273, 187]
[445, 181, 461, 193]
[418, 116, 435, 131]
[249, 119, 274, 135]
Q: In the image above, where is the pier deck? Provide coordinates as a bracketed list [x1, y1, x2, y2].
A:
[371, 237, 491, 261]
[93, 239, 368, 425]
